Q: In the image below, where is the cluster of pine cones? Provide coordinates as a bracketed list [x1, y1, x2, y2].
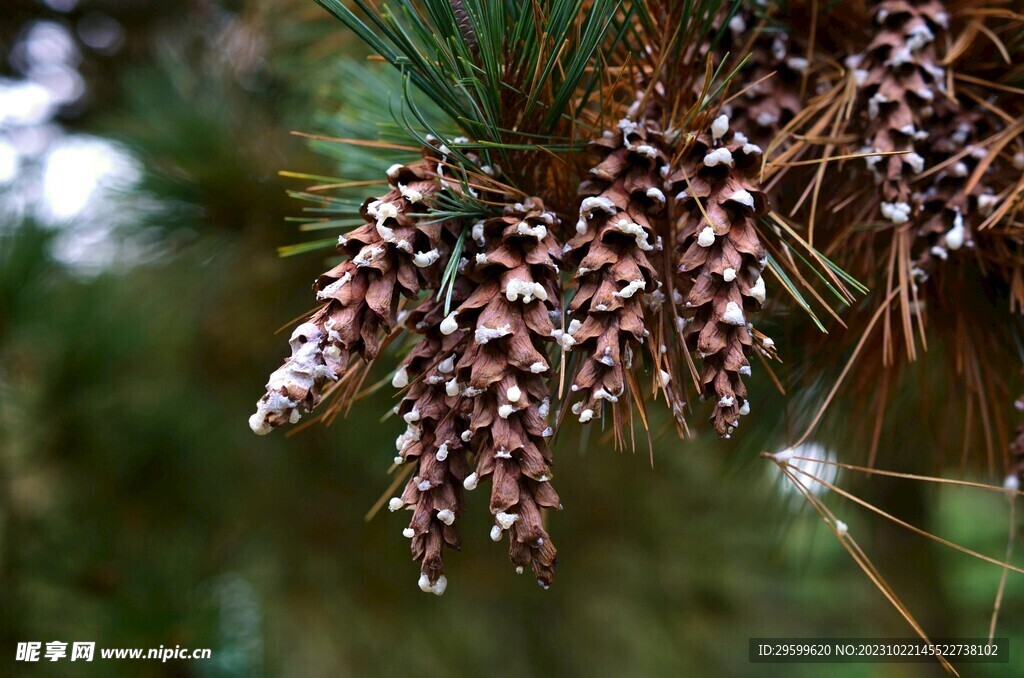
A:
[250, 2, 1024, 593]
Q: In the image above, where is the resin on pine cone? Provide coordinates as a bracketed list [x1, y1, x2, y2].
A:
[442, 199, 563, 587]
[912, 104, 1003, 275]
[386, 272, 481, 595]
[847, 0, 966, 270]
[669, 115, 771, 438]
[721, 9, 808, 147]
[249, 157, 453, 435]
[564, 117, 668, 426]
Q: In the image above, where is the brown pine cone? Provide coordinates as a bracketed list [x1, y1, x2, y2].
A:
[912, 105, 1005, 276]
[848, 1, 951, 254]
[669, 115, 771, 438]
[250, 158, 455, 434]
[387, 280, 476, 596]
[844, 1, 1018, 283]
[564, 117, 668, 425]
[721, 11, 808, 147]
[443, 199, 563, 587]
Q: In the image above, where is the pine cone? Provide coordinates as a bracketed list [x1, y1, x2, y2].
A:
[849, 1, 952, 260]
[912, 105, 1004, 275]
[669, 115, 771, 438]
[387, 280, 475, 596]
[722, 11, 808, 147]
[249, 158, 453, 434]
[564, 118, 668, 425]
[843, 1, 1020, 284]
[444, 199, 563, 587]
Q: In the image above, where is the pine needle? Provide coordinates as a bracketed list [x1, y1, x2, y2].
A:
[764, 454, 958, 676]
[988, 497, 1017, 643]
[785, 456, 1024, 496]
[786, 464, 1024, 576]
[791, 288, 901, 449]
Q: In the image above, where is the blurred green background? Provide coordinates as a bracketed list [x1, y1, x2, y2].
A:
[0, 1, 1021, 676]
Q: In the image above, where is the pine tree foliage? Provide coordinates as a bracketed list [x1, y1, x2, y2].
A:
[252, 0, 1024, 592]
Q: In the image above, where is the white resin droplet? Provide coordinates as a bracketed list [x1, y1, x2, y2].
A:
[703, 147, 734, 167]
[727, 189, 754, 209]
[697, 226, 716, 247]
[711, 114, 730, 143]
[440, 312, 459, 335]
[721, 301, 746, 326]
[945, 211, 965, 250]
[496, 512, 519, 530]
[392, 367, 409, 389]
[750, 276, 766, 304]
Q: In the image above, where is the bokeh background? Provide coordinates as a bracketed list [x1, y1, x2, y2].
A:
[1, 1, 1021, 676]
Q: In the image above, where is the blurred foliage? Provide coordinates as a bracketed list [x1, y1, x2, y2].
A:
[0, 1, 1022, 676]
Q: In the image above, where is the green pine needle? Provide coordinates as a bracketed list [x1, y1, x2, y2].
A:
[277, 238, 341, 257]
[314, 0, 624, 158]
